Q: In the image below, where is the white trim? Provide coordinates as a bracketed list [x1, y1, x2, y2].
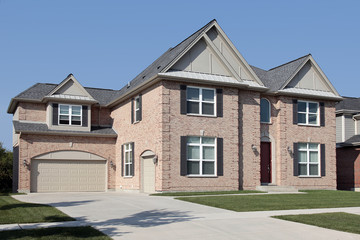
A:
[298, 143, 320, 177]
[123, 143, 133, 177]
[342, 115, 345, 142]
[297, 100, 319, 126]
[134, 96, 140, 122]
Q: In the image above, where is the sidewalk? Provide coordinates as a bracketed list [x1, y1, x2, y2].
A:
[0, 220, 87, 232]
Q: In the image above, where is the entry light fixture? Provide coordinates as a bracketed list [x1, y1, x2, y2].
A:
[110, 161, 115, 168]
[287, 146, 293, 156]
[251, 144, 257, 153]
[23, 159, 28, 167]
[153, 155, 158, 164]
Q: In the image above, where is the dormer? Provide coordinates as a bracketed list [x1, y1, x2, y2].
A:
[44, 74, 98, 132]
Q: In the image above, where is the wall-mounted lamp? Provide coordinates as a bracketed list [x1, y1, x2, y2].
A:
[153, 156, 158, 164]
[23, 159, 28, 167]
[110, 160, 115, 168]
[251, 144, 257, 153]
[287, 146, 293, 156]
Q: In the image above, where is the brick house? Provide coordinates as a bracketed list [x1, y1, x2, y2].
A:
[8, 20, 342, 193]
[336, 97, 360, 191]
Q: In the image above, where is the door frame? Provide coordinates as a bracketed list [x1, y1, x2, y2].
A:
[260, 133, 276, 185]
[140, 150, 156, 193]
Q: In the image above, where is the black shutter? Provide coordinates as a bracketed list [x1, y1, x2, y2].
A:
[180, 85, 187, 115]
[138, 94, 142, 121]
[121, 144, 124, 177]
[131, 142, 135, 176]
[216, 89, 223, 118]
[131, 98, 134, 124]
[180, 136, 187, 176]
[321, 144, 326, 176]
[217, 137, 224, 176]
[293, 143, 299, 176]
[293, 99, 298, 124]
[52, 103, 58, 125]
[320, 102, 325, 126]
[82, 106, 88, 127]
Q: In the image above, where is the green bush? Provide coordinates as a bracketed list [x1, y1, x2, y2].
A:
[0, 143, 13, 192]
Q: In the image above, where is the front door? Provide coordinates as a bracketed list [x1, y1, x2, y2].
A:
[141, 156, 156, 193]
[260, 142, 271, 184]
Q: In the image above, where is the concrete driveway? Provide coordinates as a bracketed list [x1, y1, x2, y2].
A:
[14, 192, 360, 240]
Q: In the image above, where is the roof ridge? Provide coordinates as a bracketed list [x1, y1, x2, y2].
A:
[268, 54, 311, 71]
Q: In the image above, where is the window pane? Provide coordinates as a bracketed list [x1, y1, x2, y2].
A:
[202, 103, 214, 115]
[298, 113, 306, 124]
[260, 99, 270, 123]
[59, 115, 69, 120]
[202, 137, 215, 144]
[309, 103, 318, 113]
[187, 88, 199, 100]
[203, 161, 214, 175]
[187, 101, 199, 114]
[72, 106, 81, 115]
[187, 161, 199, 174]
[299, 164, 307, 175]
[188, 146, 200, 159]
[203, 146, 214, 160]
[71, 120, 81, 125]
[299, 151, 307, 163]
[125, 144, 129, 151]
[298, 102, 306, 112]
[187, 137, 200, 143]
[309, 114, 317, 124]
[125, 152, 130, 163]
[298, 143, 307, 150]
[125, 165, 130, 176]
[309, 164, 319, 175]
[202, 89, 214, 101]
[309, 152, 318, 163]
[60, 105, 69, 114]
[59, 119, 69, 124]
[309, 143, 318, 149]
[135, 98, 140, 109]
[135, 109, 140, 121]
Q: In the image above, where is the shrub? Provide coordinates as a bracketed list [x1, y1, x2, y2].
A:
[0, 143, 13, 192]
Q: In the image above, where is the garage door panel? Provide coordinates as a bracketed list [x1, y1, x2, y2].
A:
[31, 160, 106, 192]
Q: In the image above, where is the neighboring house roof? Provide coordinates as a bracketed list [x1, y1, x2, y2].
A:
[13, 121, 117, 137]
[339, 134, 360, 147]
[336, 97, 360, 112]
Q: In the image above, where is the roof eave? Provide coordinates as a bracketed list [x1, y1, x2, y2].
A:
[274, 91, 343, 101]
[7, 98, 43, 114]
[42, 96, 98, 105]
[15, 129, 117, 138]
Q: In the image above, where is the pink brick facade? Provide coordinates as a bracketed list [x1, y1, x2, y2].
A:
[337, 147, 360, 190]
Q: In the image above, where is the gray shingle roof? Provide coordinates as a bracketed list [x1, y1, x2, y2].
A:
[250, 55, 309, 91]
[336, 97, 360, 111]
[342, 135, 360, 146]
[13, 121, 117, 137]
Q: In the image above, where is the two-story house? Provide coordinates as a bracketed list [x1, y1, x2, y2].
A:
[336, 97, 360, 191]
[8, 19, 342, 193]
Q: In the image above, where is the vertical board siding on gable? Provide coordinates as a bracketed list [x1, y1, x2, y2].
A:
[344, 115, 355, 141]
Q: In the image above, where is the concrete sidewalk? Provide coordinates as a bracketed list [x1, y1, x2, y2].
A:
[6, 192, 360, 239]
[0, 220, 87, 231]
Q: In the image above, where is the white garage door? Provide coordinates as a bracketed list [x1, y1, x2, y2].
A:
[142, 157, 155, 193]
[31, 160, 106, 192]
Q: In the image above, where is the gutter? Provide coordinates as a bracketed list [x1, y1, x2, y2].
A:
[273, 91, 343, 101]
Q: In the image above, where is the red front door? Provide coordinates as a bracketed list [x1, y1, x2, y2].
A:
[260, 142, 271, 183]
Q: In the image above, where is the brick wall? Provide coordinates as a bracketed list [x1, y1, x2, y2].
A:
[91, 106, 113, 126]
[18, 102, 46, 122]
[337, 147, 360, 190]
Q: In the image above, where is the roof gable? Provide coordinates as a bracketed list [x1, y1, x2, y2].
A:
[48, 74, 94, 98]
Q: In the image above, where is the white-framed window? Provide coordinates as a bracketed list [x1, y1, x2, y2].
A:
[134, 96, 140, 122]
[123, 143, 133, 177]
[187, 136, 216, 176]
[59, 104, 82, 126]
[187, 87, 216, 116]
[298, 101, 319, 126]
[298, 143, 320, 176]
[260, 98, 271, 123]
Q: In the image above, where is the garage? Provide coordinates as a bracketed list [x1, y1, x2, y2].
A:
[30, 151, 107, 192]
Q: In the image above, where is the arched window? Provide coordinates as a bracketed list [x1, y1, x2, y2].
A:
[260, 98, 271, 123]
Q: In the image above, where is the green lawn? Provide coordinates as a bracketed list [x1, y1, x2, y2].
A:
[177, 190, 360, 212]
[0, 195, 75, 224]
[151, 190, 264, 196]
[273, 212, 360, 235]
[0, 226, 112, 240]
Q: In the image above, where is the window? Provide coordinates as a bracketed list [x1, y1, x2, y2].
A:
[187, 87, 215, 116]
[59, 104, 82, 125]
[123, 143, 133, 177]
[298, 101, 319, 125]
[298, 143, 319, 176]
[187, 136, 216, 176]
[260, 98, 271, 123]
[131, 95, 142, 123]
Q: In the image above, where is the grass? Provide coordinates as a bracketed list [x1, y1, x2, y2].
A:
[273, 212, 360, 235]
[177, 190, 360, 212]
[151, 190, 264, 196]
[0, 195, 75, 224]
[0, 226, 112, 240]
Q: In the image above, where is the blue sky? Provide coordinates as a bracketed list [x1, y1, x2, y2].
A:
[1, 0, 359, 150]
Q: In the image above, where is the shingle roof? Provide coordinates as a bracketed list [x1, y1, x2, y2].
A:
[342, 135, 360, 146]
[13, 121, 117, 137]
[250, 55, 309, 91]
[336, 97, 360, 111]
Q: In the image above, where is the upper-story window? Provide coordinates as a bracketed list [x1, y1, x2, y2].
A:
[131, 95, 142, 124]
[298, 101, 319, 126]
[260, 98, 271, 123]
[134, 96, 141, 122]
[187, 87, 215, 116]
[59, 104, 82, 125]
